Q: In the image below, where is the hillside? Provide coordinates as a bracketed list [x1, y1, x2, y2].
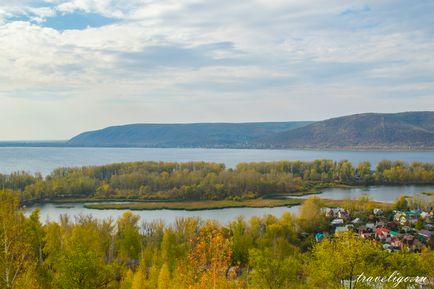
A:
[67, 112, 434, 150]
[67, 122, 311, 148]
[266, 111, 434, 150]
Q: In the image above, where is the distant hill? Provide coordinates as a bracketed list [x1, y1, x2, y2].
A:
[67, 122, 312, 148]
[265, 111, 434, 150]
[66, 111, 434, 150]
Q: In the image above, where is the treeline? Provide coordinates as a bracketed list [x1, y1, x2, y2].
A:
[1, 190, 433, 289]
[1, 160, 433, 202]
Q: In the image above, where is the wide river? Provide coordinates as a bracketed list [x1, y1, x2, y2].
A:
[25, 185, 434, 225]
[1, 147, 433, 175]
[3, 147, 432, 224]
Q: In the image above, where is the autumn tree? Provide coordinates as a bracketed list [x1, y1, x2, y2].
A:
[249, 248, 302, 289]
[0, 190, 40, 289]
[298, 196, 327, 232]
[116, 212, 142, 262]
[306, 233, 385, 289]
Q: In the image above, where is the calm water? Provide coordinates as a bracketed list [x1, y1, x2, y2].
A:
[299, 185, 434, 202]
[1, 147, 433, 175]
[25, 203, 299, 225]
[25, 185, 434, 224]
[7, 147, 434, 224]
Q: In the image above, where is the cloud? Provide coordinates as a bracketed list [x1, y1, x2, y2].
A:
[0, 0, 433, 139]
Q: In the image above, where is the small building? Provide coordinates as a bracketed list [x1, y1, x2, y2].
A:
[360, 232, 373, 239]
[399, 216, 408, 226]
[373, 208, 383, 215]
[401, 235, 415, 251]
[375, 227, 390, 240]
[391, 237, 401, 247]
[335, 226, 349, 235]
[331, 218, 344, 226]
[365, 223, 375, 230]
[352, 218, 360, 224]
[315, 232, 325, 242]
[394, 212, 402, 222]
[418, 230, 432, 241]
[324, 208, 348, 219]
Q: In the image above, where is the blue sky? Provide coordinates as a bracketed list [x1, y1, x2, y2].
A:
[0, 0, 433, 139]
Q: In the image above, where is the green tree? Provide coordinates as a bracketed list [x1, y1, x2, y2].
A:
[0, 190, 40, 289]
[306, 233, 384, 289]
[298, 196, 327, 232]
[52, 220, 116, 289]
[249, 248, 301, 289]
[116, 212, 142, 262]
[157, 263, 171, 289]
[394, 195, 409, 211]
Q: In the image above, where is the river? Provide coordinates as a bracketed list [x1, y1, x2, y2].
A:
[5, 147, 432, 224]
[25, 185, 433, 225]
[1, 147, 433, 175]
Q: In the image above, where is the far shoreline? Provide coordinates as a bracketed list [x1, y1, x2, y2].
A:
[1, 142, 433, 152]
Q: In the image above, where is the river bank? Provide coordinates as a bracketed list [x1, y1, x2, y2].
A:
[83, 198, 303, 210]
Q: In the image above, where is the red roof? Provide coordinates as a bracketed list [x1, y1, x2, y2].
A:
[375, 227, 390, 235]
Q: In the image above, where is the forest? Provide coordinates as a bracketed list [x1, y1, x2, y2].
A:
[0, 190, 433, 289]
[1, 160, 433, 203]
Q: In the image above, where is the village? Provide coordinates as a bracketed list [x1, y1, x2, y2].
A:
[316, 204, 434, 252]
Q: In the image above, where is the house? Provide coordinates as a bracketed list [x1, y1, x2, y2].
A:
[399, 216, 408, 226]
[375, 227, 390, 240]
[358, 225, 374, 239]
[394, 212, 402, 222]
[323, 208, 333, 217]
[420, 212, 429, 220]
[391, 237, 401, 247]
[315, 232, 325, 242]
[408, 218, 418, 226]
[383, 243, 400, 253]
[417, 230, 432, 241]
[401, 226, 412, 233]
[351, 218, 360, 225]
[386, 222, 398, 231]
[324, 208, 348, 218]
[373, 208, 383, 215]
[331, 218, 344, 226]
[337, 210, 350, 219]
[335, 226, 349, 235]
[360, 232, 373, 239]
[314, 202, 433, 253]
[375, 221, 385, 228]
[383, 243, 392, 252]
[401, 235, 415, 251]
[365, 223, 375, 230]
[408, 209, 421, 216]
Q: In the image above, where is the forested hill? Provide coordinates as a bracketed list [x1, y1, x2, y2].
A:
[67, 111, 434, 150]
[67, 121, 311, 148]
[266, 111, 434, 150]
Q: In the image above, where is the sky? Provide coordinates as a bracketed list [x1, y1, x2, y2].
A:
[0, 0, 433, 140]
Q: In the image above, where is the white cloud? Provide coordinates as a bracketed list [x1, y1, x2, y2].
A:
[0, 0, 433, 139]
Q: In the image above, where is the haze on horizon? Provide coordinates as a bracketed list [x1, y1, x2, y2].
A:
[0, 0, 433, 140]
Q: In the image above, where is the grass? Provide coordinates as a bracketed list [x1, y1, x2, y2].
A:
[84, 198, 303, 211]
[46, 197, 146, 204]
[320, 199, 393, 210]
[421, 192, 434, 196]
[83, 197, 392, 211]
